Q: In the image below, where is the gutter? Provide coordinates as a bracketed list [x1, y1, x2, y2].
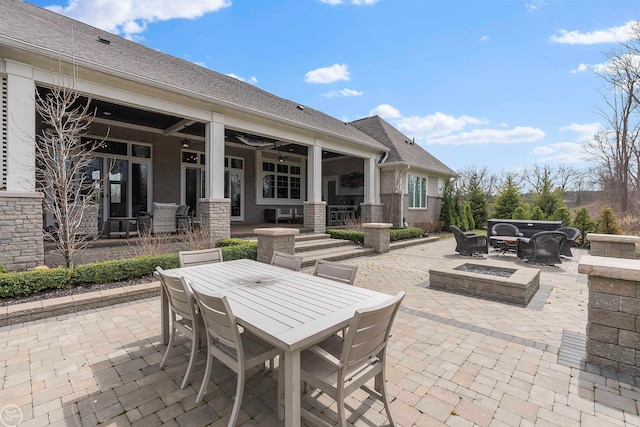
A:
[0, 35, 388, 151]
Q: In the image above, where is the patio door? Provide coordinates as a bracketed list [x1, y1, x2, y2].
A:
[225, 157, 244, 221]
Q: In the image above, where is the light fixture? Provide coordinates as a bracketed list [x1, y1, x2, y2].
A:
[181, 133, 190, 148]
[278, 153, 286, 162]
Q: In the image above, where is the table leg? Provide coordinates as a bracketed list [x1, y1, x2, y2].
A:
[124, 220, 130, 239]
[283, 350, 301, 427]
[160, 285, 169, 345]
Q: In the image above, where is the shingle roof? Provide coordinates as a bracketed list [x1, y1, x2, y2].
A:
[0, 0, 386, 151]
[349, 116, 455, 176]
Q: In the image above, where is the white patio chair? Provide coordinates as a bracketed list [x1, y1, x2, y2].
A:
[270, 251, 303, 271]
[155, 267, 204, 389]
[313, 259, 358, 285]
[190, 287, 280, 426]
[178, 248, 223, 267]
[300, 292, 405, 427]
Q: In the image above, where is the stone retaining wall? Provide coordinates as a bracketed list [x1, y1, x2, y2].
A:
[587, 233, 639, 259]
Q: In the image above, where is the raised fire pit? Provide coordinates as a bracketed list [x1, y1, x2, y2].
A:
[429, 262, 540, 305]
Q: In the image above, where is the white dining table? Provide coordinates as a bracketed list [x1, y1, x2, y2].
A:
[161, 258, 394, 427]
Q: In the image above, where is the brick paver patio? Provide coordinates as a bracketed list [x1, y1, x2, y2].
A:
[2, 238, 640, 426]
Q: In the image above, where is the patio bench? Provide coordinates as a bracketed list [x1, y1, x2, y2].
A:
[264, 207, 298, 223]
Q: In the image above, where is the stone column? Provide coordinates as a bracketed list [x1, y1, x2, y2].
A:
[199, 198, 230, 245]
[0, 192, 44, 271]
[303, 201, 327, 233]
[587, 233, 639, 259]
[579, 255, 640, 377]
[254, 227, 300, 264]
[360, 203, 384, 223]
[363, 222, 392, 253]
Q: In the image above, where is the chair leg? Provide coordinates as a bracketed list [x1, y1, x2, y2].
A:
[159, 319, 175, 369]
[377, 371, 395, 427]
[229, 370, 245, 427]
[180, 335, 198, 389]
[196, 352, 213, 404]
[336, 388, 347, 427]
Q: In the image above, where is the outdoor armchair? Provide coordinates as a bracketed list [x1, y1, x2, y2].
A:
[175, 204, 191, 231]
[299, 292, 405, 427]
[138, 202, 179, 234]
[557, 227, 580, 257]
[270, 251, 303, 271]
[490, 223, 524, 252]
[313, 259, 358, 285]
[179, 248, 223, 267]
[516, 231, 567, 266]
[450, 225, 488, 256]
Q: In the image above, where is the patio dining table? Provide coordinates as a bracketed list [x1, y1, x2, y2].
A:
[161, 259, 394, 427]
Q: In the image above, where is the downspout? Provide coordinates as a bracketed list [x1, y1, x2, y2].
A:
[399, 164, 410, 228]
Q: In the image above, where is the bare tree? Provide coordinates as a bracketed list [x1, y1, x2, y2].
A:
[455, 165, 499, 197]
[586, 21, 640, 212]
[35, 68, 106, 268]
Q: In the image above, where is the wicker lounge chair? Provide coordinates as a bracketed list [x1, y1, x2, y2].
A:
[138, 202, 179, 234]
[450, 225, 488, 256]
[516, 231, 566, 266]
[557, 227, 580, 257]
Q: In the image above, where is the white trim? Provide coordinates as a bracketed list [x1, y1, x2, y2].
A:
[407, 173, 428, 210]
[226, 155, 245, 221]
[255, 151, 306, 206]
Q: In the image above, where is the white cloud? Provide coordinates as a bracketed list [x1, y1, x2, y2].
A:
[226, 73, 258, 85]
[45, 0, 231, 38]
[320, 0, 344, 4]
[549, 21, 634, 45]
[396, 112, 488, 139]
[525, 1, 546, 12]
[305, 64, 350, 84]
[532, 142, 587, 163]
[424, 126, 545, 145]
[480, 35, 489, 42]
[323, 88, 363, 98]
[560, 122, 602, 142]
[370, 104, 401, 119]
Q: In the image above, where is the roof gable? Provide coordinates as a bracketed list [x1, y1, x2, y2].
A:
[349, 116, 455, 176]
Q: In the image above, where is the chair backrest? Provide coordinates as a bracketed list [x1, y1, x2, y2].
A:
[313, 260, 357, 285]
[341, 292, 405, 372]
[155, 267, 198, 322]
[270, 251, 303, 271]
[190, 287, 242, 356]
[150, 202, 179, 233]
[176, 204, 190, 217]
[492, 223, 521, 237]
[531, 231, 567, 251]
[179, 248, 223, 267]
[557, 227, 580, 241]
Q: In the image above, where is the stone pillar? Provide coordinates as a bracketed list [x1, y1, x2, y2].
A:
[0, 191, 44, 271]
[363, 222, 392, 253]
[579, 255, 640, 377]
[199, 198, 230, 246]
[254, 227, 300, 264]
[587, 233, 639, 259]
[303, 201, 326, 233]
[360, 203, 384, 223]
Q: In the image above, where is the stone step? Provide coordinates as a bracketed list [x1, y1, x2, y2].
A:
[295, 237, 354, 253]
[299, 246, 376, 269]
[295, 233, 331, 242]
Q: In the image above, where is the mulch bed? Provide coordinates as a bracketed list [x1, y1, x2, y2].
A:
[0, 275, 156, 308]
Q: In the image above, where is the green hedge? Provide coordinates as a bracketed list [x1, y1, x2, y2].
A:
[326, 227, 424, 244]
[325, 229, 364, 244]
[0, 268, 71, 298]
[390, 227, 423, 241]
[0, 241, 258, 299]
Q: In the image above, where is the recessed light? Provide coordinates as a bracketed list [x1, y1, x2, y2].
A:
[103, 111, 112, 116]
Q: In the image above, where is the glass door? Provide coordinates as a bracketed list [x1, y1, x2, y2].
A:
[185, 167, 202, 218]
[225, 157, 244, 221]
[107, 159, 128, 218]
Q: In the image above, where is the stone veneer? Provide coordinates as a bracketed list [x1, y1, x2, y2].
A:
[0, 191, 44, 271]
[363, 222, 392, 253]
[303, 201, 326, 233]
[360, 203, 384, 224]
[199, 198, 230, 245]
[254, 227, 299, 264]
[579, 255, 640, 377]
[587, 233, 640, 259]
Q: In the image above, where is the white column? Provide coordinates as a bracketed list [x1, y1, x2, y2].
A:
[205, 114, 225, 198]
[307, 142, 322, 202]
[364, 156, 377, 204]
[5, 60, 35, 192]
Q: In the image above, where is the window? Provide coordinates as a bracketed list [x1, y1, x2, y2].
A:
[408, 174, 427, 208]
[261, 158, 302, 201]
[438, 178, 445, 196]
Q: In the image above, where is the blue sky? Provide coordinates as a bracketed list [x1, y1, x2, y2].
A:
[26, 0, 640, 174]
